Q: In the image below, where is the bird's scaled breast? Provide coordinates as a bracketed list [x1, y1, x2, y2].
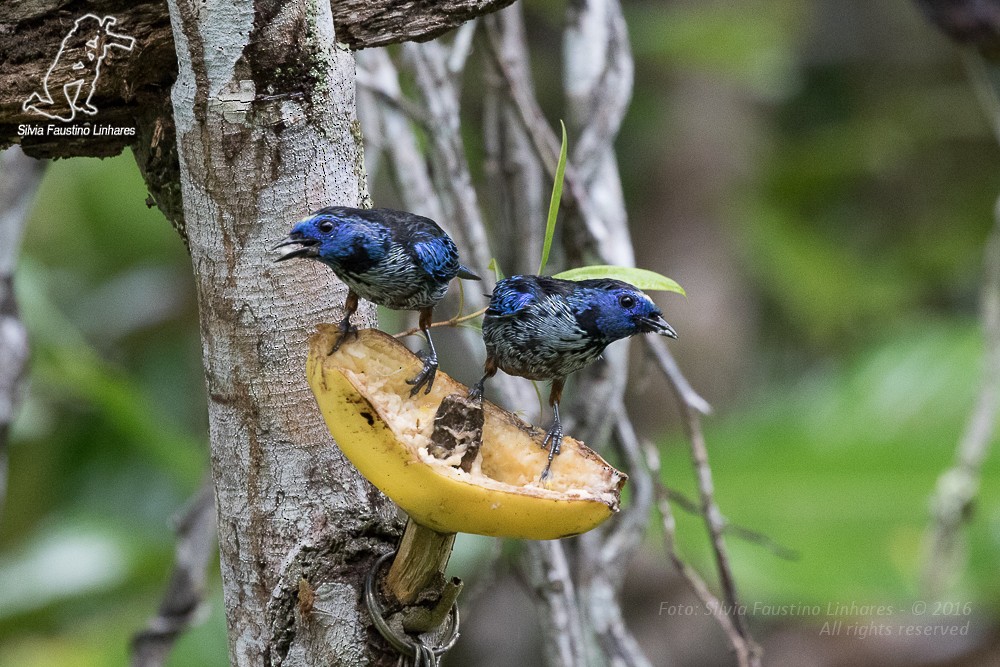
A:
[340, 263, 448, 311]
[483, 314, 608, 380]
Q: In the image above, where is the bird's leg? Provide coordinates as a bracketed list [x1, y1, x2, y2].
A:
[468, 356, 498, 402]
[539, 379, 565, 481]
[330, 290, 359, 354]
[406, 307, 439, 396]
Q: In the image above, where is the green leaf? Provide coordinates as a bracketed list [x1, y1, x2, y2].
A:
[553, 265, 686, 296]
[538, 120, 568, 274]
[487, 257, 505, 282]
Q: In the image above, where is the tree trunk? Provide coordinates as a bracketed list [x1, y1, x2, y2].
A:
[165, 1, 401, 664]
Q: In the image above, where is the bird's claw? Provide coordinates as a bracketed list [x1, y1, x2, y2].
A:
[539, 425, 563, 481]
[328, 319, 358, 355]
[406, 359, 438, 397]
[467, 385, 483, 402]
[328, 326, 358, 355]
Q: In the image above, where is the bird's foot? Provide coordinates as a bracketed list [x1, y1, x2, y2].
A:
[468, 381, 484, 403]
[329, 319, 358, 355]
[539, 423, 563, 481]
[406, 353, 438, 397]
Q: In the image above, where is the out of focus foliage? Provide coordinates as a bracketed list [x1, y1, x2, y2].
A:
[3, 0, 1000, 664]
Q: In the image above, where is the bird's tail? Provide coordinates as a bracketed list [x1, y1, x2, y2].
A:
[457, 265, 481, 280]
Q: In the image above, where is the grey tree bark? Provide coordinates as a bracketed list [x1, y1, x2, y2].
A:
[165, 1, 401, 664]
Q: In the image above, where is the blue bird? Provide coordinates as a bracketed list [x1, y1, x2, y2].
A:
[273, 206, 480, 395]
[469, 275, 677, 480]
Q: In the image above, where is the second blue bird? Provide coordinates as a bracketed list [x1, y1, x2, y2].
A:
[469, 275, 677, 480]
[273, 206, 480, 395]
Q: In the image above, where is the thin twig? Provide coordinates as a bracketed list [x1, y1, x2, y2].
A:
[656, 350, 760, 666]
[662, 487, 797, 562]
[356, 50, 443, 221]
[644, 336, 712, 415]
[641, 431, 748, 661]
[393, 307, 487, 339]
[131, 481, 218, 667]
[575, 414, 656, 667]
[404, 41, 494, 276]
[921, 48, 1000, 597]
[355, 67, 432, 129]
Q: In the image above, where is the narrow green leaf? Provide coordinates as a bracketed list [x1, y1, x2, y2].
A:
[553, 265, 687, 296]
[487, 257, 505, 282]
[538, 120, 568, 274]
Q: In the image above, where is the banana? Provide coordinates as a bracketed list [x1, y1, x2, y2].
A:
[306, 326, 627, 540]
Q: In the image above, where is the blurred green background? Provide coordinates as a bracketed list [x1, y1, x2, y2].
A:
[4, 0, 1000, 665]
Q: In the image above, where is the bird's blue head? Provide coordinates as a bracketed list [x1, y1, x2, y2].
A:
[272, 208, 381, 267]
[579, 279, 678, 342]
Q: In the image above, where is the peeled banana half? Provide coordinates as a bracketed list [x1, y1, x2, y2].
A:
[306, 326, 627, 540]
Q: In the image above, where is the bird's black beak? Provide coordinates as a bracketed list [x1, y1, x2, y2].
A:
[638, 313, 678, 339]
[271, 235, 319, 262]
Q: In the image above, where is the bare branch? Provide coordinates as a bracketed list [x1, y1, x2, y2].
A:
[659, 351, 760, 666]
[131, 482, 218, 667]
[644, 336, 712, 416]
[482, 6, 546, 275]
[0, 146, 46, 523]
[641, 431, 748, 662]
[564, 0, 634, 184]
[404, 41, 494, 280]
[355, 67, 433, 129]
[519, 540, 589, 667]
[448, 20, 480, 77]
[481, 30, 605, 258]
[576, 414, 656, 667]
[921, 49, 1000, 597]
[356, 49, 443, 222]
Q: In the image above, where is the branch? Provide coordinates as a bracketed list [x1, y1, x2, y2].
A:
[641, 429, 749, 662]
[1, 0, 518, 158]
[355, 49, 444, 222]
[0, 146, 46, 524]
[481, 30, 605, 259]
[921, 48, 1000, 596]
[576, 413, 655, 667]
[403, 40, 494, 278]
[131, 482, 218, 667]
[564, 0, 634, 184]
[518, 541, 589, 667]
[482, 7, 546, 275]
[647, 338, 760, 667]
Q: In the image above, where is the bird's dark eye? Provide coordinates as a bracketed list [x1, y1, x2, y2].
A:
[318, 220, 335, 233]
[618, 294, 636, 309]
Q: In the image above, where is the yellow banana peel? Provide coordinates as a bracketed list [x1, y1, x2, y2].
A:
[306, 326, 627, 540]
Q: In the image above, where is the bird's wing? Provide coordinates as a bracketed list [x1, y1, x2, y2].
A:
[413, 238, 460, 282]
[487, 282, 537, 318]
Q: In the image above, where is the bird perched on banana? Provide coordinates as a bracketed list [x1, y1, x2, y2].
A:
[273, 206, 479, 396]
[470, 275, 678, 480]
[274, 205, 680, 482]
